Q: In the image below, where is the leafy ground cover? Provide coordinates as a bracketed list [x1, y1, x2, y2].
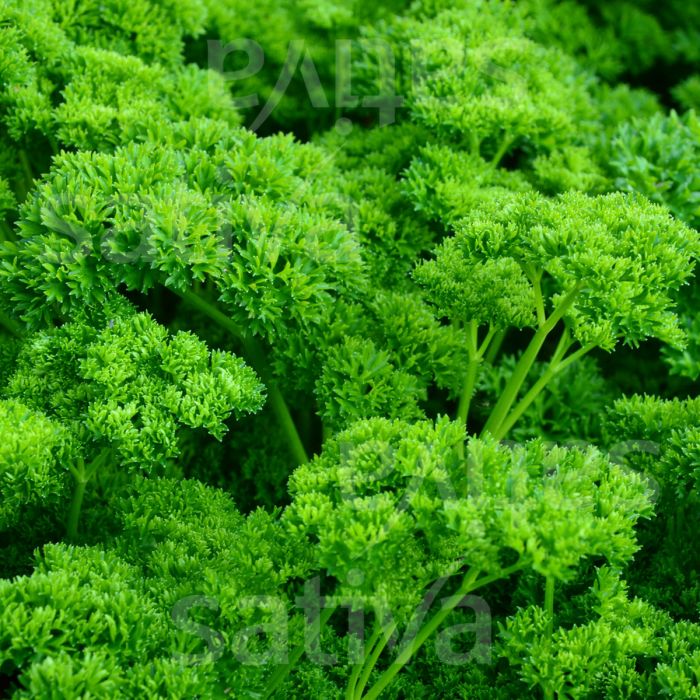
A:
[1, 0, 700, 697]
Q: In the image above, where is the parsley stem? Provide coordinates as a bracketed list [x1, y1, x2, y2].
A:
[494, 339, 595, 440]
[175, 289, 308, 465]
[264, 605, 335, 698]
[482, 284, 582, 438]
[17, 149, 34, 201]
[484, 328, 506, 365]
[175, 289, 244, 339]
[267, 376, 309, 465]
[491, 135, 514, 168]
[363, 563, 525, 700]
[0, 308, 23, 338]
[346, 625, 382, 700]
[0, 218, 15, 243]
[543, 576, 555, 700]
[66, 448, 110, 541]
[544, 576, 555, 627]
[457, 358, 480, 429]
[531, 272, 547, 328]
[67, 474, 88, 542]
[456, 321, 480, 429]
[353, 621, 397, 700]
[457, 323, 497, 431]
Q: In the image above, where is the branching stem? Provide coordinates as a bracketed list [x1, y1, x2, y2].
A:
[531, 272, 547, 328]
[543, 576, 556, 700]
[264, 605, 335, 699]
[353, 621, 397, 700]
[17, 150, 34, 201]
[493, 333, 596, 440]
[176, 289, 308, 465]
[66, 448, 111, 541]
[0, 308, 23, 338]
[346, 626, 383, 700]
[484, 328, 506, 365]
[362, 562, 525, 700]
[0, 219, 15, 243]
[457, 322, 497, 429]
[491, 135, 514, 168]
[482, 284, 582, 439]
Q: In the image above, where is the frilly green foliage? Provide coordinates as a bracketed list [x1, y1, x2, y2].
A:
[358, 2, 594, 165]
[601, 109, 700, 379]
[605, 394, 700, 497]
[285, 417, 652, 613]
[193, 0, 410, 133]
[526, 0, 672, 81]
[5, 310, 264, 466]
[365, 291, 469, 397]
[500, 567, 700, 698]
[404, 145, 532, 228]
[0, 0, 238, 221]
[0, 399, 70, 530]
[609, 110, 700, 229]
[587, 83, 662, 157]
[310, 291, 470, 434]
[416, 191, 698, 349]
[528, 145, 608, 195]
[3, 123, 364, 341]
[0, 477, 308, 698]
[332, 165, 434, 286]
[315, 337, 426, 433]
[0, 307, 263, 542]
[315, 122, 428, 174]
[674, 75, 700, 111]
[604, 395, 700, 617]
[1, 0, 699, 697]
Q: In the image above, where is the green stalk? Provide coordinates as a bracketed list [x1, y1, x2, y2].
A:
[175, 289, 243, 339]
[264, 605, 335, 699]
[482, 285, 582, 439]
[492, 327, 577, 439]
[346, 625, 383, 700]
[456, 321, 479, 428]
[549, 327, 573, 366]
[66, 448, 110, 541]
[17, 149, 34, 201]
[353, 621, 397, 700]
[18, 149, 34, 184]
[484, 328, 506, 365]
[176, 289, 308, 465]
[0, 218, 15, 243]
[457, 359, 480, 428]
[477, 326, 498, 358]
[544, 576, 555, 635]
[362, 563, 525, 700]
[543, 576, 556, 700]
[267, 380, 309, 465]
[469, 132, 481, 157]
[0, 308, 23, 339]
[47, 135, 59, 155]
[494, 341, 595, 441]
[490, 135, 514, 168]
[457, 323, 496, 429]
[530, 272, 546, 328]
[67, 473, 88, 542]
[481, 325, 550, 438]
